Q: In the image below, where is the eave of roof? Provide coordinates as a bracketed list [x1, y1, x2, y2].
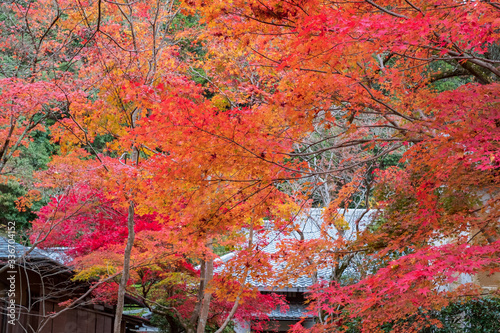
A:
[268, 304, 313, 320]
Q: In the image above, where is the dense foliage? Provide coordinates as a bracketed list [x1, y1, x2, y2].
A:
[1, 0, 500, 332]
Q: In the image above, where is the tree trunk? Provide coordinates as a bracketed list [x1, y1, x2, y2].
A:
[196, 243, 214, 333]
[113, 202, 136, 333]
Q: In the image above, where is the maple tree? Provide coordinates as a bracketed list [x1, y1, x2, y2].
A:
[0, 1, 83, 232]
[10, 1, 297, 333]
[32, 167, 294, 332]
[184, 0, 500, 331]
[5, 0, 500, 332]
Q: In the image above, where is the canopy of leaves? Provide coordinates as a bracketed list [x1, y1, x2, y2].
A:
[2, 0, 500, 332]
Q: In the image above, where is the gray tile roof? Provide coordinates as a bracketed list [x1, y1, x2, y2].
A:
[268, 304, 313, 320]
[245, 208, 375, 290]
[227, 209, 375, 321]
[0, 236, 47, 259]
[0, 236, 69, 265]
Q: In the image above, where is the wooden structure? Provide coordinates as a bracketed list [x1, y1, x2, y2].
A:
[0, 237, 147, 333]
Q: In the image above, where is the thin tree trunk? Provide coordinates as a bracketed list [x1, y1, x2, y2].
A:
[214, 297, 239, 333]
[113, 97, 140, 333]
[190, 260, 205, 327]
[113, 201, 135, 333]
[196, 243, 214, 333]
